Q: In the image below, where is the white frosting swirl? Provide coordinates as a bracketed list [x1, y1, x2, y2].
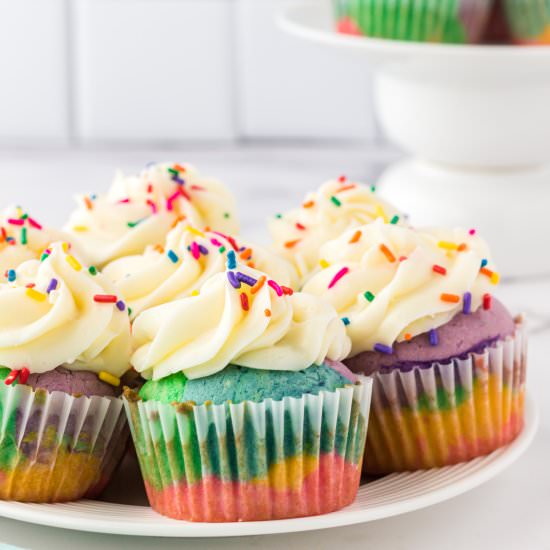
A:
[0, 243, 131, 375]
[302, 220, 497, 357]
[131, 265, 351, 380]
[0, 206, 71, 274]
[65, 162, 239, 267]
[268, 178, 404, 282]
[104, 223, 298, 319]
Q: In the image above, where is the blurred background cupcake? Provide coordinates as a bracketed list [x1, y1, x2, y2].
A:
[303, 221, 526, 473]
[124, 259, 371, 522]
[504, 0, 550, 44]
[0, 243, 131, 502]
[334, 0, 494, 43]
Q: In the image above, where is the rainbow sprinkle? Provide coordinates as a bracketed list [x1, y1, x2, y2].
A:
[328, 267, 349, 289]
[251, 276, 266, 294]
[93, 294, 118, 304]
[190, 242, 200, 260]
[432, 264, 447, 276]
[364, 291, 375, 302]
[267, 279, 283, 297]
[46, 278, 58, 293]
[116, 300, 126, 312]
[7, 270, 16, 282]
[236, 272, 257, 287]
[429, 328, 439, 346]
[330, 196, 342, 207]
[379, 244, 396, 263]
[390, 215, 399, 225]
[227, 250, 237, 270]
[440, 293, 460, 304]
[167, 250, 179, 263]
[88, 266, 98, 275]
[26, 288, 46, 302]
[374, 343, 393, 355]
[227, 271, 241, 289]
[66, 255, 82, 271]
[483, 293, 492, 310]
[342, 317, 350, 326]
[98, 371, 120, 387]
[319, 259, 329, 269]
[240, 293, 249, 311]
[349, 230, 362, 244]
[463, 292, 472, 314]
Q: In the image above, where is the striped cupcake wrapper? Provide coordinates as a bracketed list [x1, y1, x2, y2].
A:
[335, 0, 493, 43]
[124, 377, 372, 522]
[0, 383, 128, 502]
[504, 0, 550, 43]
[365, 320, 527, 474]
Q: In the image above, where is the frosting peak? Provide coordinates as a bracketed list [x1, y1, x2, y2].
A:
[131, 264, 351, 380]
[268, 178, 405, 282]
[0, 243, 131, 376]
[65, 162, 239, 267]
[0, 206, 71, 273]
[302, 220, 498, 357]
[103, 223, 298, 319]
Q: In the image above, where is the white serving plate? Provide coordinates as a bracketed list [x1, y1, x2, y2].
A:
[0, 395, 537, 538]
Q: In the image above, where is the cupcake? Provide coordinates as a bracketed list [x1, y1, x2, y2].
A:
[124, 259, 372, 522]
[0, 206, 71, 273]
[65, 162, 239, 268]
[504, 0, 550, 44]
[334, 0, 493, 44]
[103, 222, 298, 319]
[0, 243, 132, 502]
[268, 177, 404, 285]
[303, 220, 526, 473]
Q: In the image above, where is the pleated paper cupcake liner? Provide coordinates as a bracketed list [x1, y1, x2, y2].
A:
[124, 376, 372, 522]
[334, 0, 493, 43]
[0, 383, 129, 502]
[365, 320, 526, 474]
[504, 0, 550, 43]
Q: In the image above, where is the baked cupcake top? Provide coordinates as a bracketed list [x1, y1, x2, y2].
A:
[0, 242, 131, 378]
[65, 162, 239, 267]
[268, 177, 404, 283]
[131, 257, 351, 380]
[0, 206, 69, 274]
[103, 223, 298, 319]
[302, 220, 499, 357]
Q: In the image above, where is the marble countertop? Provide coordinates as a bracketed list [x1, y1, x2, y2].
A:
[0, 145, 548, 549]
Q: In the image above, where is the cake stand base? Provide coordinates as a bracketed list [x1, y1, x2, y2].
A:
[378, 158, 550, 277]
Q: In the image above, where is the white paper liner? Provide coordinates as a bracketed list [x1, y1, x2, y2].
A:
[366, 322, 527, 473]
[124, 376, 372, 522]
[0, 382, 128, 502]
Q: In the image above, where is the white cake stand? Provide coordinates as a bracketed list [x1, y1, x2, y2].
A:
[279, 2, 550, 277]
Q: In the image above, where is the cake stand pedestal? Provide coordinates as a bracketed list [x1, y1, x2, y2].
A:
[279, 1, 550, 277]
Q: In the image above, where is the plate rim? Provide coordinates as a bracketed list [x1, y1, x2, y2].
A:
[0, 395, 538, 538]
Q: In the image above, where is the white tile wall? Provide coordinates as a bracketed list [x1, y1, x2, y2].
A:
[0, 0, 377, 144]
[72, 0, 235, 142]
[0, 0, 69, 144]
[235, 0, 376, 140]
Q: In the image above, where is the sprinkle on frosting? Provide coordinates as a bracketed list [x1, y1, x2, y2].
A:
[328, 267, 349, 289]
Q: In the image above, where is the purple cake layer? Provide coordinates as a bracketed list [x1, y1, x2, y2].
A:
[345, 298, 515, 375]
[26, 366, 119, 397]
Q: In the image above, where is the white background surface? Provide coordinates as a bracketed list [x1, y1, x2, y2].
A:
[0, 145, 548, 549]
[0, 0, 377, 144]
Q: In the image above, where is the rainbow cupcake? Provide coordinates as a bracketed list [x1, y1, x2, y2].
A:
[504, 0, 550, 44]
[124, 258, 371, 521]
[268, 176, 404, 285]
[303, 220, 526, 473]
[0, 243, 132, 502]
[65, 162, 239, 268]
[335, 0, 493, 44]
[104, 222, 298, 319]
